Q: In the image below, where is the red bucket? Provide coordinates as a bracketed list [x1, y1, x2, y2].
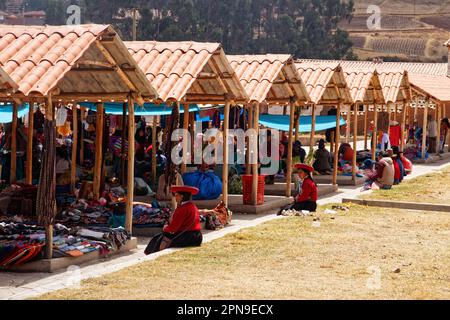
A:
[242, 175, 265, 205]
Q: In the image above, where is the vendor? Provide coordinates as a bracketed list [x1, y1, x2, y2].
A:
[313, 139, 332, 175]
[159, 186, 203, 250]
[56, 146, 71, 184]
[291, 164, 318, 212]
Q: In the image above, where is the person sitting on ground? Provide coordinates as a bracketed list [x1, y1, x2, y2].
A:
[366, 152, 395, 190]
[338, 143, 354, 162]
[313, 139, 332, 175]
[440, 118, 450, 153]
[361, 159, 376, 190]
[293, 140, 307, 164]
[398, 150, 412, 175]
[147, 186, 203, 253]
[391, 147, 405, 184]
[157, 167, 184, 201]
[387, 148, 403, 185]
[288, 164, 318, 212]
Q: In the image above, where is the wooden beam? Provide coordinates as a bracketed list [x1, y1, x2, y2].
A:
[222, 101, 231, 207]
[10, 101, 18, 184]
[400, 101, 408, 152]
[152, 116, 157, 189]
[364, 104, 369, 150]
[246, 104, 253, 175]
[352, 104, 358, 182]
[345, 108, 351, 143]
[422, 100, 429, 159]
[372, 104, 378, 161]
[93, 103, 104, 199]
[286, 100, 296, 198]
[252, 103, 260, 205]
[332, 102, 341, 186]
[436, 102, 441, 156]
[44, 94, 54, 260]
[26, 101, 34, 185]
[71, 104, 78, 192]
[95, 41, 137, 92]
[126, 95, 135, 234]
[309, 104, 316, 150]
[181, 103, 190, 174]
[294, 106, 300, 142]
[80, 106, 85, 165]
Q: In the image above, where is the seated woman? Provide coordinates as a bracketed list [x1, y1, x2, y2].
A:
[147, 186, 203, 253]
[313, 139, 332, 175]
[338, 143, 354, 162]
[56, 146, 71, 185]
[291, 164, 318, 212]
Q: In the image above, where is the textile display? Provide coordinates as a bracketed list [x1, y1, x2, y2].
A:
[133, 201, 172, 227]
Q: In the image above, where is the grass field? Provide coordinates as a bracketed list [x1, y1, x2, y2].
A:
[36, 202, 450, 300]
[362, 165, 450, 203]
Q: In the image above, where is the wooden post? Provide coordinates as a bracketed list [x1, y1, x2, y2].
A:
[251, 102, 260, 205]
[309, 104, 316, 151]
[364, 104, 369, 150]
[80, 106, 85, 165]
[11, 102, 18, 184]
[222, 101, 231, 207]
[71, 104, 78, 192]
[332, 102, 341, 186]
[345, 108, 351, 143]
[246, 104, 253, 175]
[286, 100, 295, 198]
[372, 104, 378, 161]
[152, 116, 157, 188]
[126, 96, 135, 234]
[181, 103, 189, 174]
[44, 95, 54, 260]
[436, 103, 441, 156]
[352, 104, 358, 182]
[388, 103, 392, 136]
[120, 103, 127, 185]
[294, 106, 300, 142]
[26, 102, 34, 185]
[93, 103, 104, 199]
[422, 99, 429, 159]
[400, 101, 408, 152]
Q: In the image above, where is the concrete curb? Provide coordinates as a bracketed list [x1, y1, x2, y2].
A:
[342, 198, 450, 213]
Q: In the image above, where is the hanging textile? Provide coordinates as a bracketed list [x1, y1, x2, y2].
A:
[36, 120, 57, 227]
[163, 104, 180, 191]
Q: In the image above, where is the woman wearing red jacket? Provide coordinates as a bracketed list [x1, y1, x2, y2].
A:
[292, 164, 318, 212]
[147, 186, 203, 253]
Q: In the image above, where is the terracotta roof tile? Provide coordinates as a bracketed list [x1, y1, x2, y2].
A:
[295, 62, 353, 105]
[0, 24, 156, 99]
[228, 55, 309, 103]
[126, 41, 247, 103]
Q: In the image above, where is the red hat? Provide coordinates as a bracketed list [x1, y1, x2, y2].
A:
[170, 186, 199, 196]
[294, 163, 314, 173]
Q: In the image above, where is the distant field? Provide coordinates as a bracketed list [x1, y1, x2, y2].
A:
[338, 15, 425, 31]
[353, 0, 450, 15]
[421, 16, 450, 31]
[368, 37, 428, 56]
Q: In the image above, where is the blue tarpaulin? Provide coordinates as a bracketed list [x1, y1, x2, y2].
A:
[195, 113, 224, 122]
[0, 103, 30, 123]
[259, 114, 346, 133]
[78, 102, 199, 116]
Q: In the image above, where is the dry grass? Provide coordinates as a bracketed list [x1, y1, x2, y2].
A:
[363, 166, 450, 203]
[36, 203, 450, 300]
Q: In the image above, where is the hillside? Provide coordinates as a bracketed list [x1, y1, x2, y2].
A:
[341, 0, 450, 62]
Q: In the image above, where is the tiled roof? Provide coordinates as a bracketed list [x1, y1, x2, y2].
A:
[126, 41, 248, 103]
[295, 61, 353, 105]
[344, 70, 385, 104]
[299, 59, 447, 76]
[298, 59, 412, 103]
[409, 73, 450, 102]
[0, 24, 156, 100]
[227, 54, 309, 104]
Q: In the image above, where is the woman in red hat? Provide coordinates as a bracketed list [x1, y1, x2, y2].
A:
[153, 186, 203, 251]
[291, 164, 318, 212]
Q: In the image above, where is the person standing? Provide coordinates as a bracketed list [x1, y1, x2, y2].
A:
[440, 118, 449, 153]
[427, 115, 438, 154]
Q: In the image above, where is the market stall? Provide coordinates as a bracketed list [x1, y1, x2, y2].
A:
[0, 24, 156, 272]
